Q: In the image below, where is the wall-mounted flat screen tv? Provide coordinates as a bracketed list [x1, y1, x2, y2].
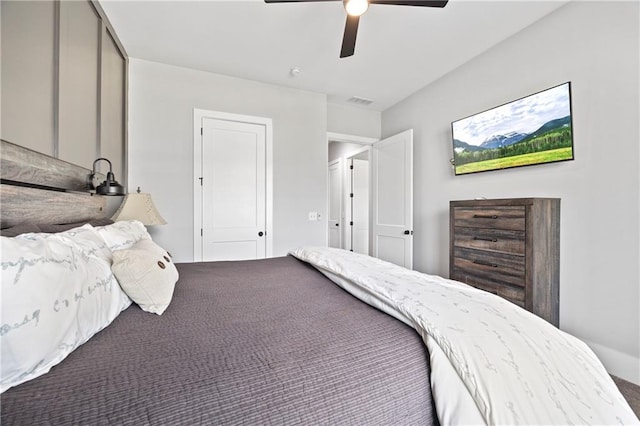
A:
[451, 82, 574, 175]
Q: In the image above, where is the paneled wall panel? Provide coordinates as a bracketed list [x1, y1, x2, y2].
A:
[58, 0, 100, 169]
[1, 1, 56, 156]
[100, 31, 126, 180]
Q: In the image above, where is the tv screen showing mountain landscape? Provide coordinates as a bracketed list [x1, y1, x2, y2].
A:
[451, 82, 574, 175]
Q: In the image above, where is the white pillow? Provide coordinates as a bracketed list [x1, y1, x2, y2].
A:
[0, 225, 131, 393]
[112, 239, 178, 315]
[93, 220, 151, 253]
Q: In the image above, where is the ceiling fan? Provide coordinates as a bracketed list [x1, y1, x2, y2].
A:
[264, 0, 449, 58]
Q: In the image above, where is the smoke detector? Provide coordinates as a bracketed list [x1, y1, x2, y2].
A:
[289, 67, 301, 77]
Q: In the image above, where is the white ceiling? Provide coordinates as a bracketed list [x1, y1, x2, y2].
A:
[99, 0, 568, 111]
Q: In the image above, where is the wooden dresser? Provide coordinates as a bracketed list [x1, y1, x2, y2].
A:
[449, 198, 560, 326]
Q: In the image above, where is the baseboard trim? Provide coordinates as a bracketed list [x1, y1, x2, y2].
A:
[583, 338, 640, 385]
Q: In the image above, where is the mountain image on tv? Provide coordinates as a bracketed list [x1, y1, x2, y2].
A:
[451, 83, 574, 175]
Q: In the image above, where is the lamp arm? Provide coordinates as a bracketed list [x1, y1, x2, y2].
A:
[92, 158, 113, 175]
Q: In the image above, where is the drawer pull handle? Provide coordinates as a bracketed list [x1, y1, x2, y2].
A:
[473, 260, 499, 268]
[473, 214, 498, 219]
[473, 236, 498, 242]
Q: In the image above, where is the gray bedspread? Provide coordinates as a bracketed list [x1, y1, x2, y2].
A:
[1, 256, 436, 425]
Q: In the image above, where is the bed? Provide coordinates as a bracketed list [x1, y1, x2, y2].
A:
[1, 140, 638, 425]
[1, 256, 436, 425]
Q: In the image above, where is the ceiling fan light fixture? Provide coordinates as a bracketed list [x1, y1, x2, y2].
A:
[344, 0, 369, 17]
[265, 0, 448, 58]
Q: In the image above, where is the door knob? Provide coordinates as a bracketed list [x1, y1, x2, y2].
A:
[258, 231, 264, 237]
[404, 230, 413, 235]
[335, 223, 339, 226]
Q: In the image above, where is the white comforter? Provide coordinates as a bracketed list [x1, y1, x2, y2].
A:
[290, 247, 639, 425]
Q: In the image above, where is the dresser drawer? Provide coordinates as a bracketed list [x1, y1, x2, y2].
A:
[452, 247, 525, 288]
[453, 227, 525, 255]
[453, 206, 525, 231]
[455, 273, 525, 307]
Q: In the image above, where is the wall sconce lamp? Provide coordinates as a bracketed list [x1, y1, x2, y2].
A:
[111, 187, 167, 226]
[91, 158, 125, 196]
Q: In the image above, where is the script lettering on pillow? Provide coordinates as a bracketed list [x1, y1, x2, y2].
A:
[0, 225, 131, 393]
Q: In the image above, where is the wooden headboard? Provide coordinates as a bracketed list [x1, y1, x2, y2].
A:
[1, 140, 108, 228]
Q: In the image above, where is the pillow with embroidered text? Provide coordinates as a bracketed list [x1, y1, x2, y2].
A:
[0, 225, 131, 393]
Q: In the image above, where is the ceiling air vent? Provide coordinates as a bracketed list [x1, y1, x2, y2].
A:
[347, 96, 374, 106]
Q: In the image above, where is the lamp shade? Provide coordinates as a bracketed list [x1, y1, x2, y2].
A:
[111, 193, 167, 226]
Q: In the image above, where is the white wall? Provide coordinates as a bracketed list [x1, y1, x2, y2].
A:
[0, 3, 3, 140]
[128, 58, 328, 262]
[328, 141, 366, 163]
[327, 102, 381, 139]
[382, 1, 639, 384]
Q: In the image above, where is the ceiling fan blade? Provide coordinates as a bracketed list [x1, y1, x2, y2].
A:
[340, 15, 360, 58]
[264, 0, 340, 3]
[369, 0, 448, 6]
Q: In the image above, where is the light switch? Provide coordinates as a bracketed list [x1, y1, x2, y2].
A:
[308, 212, 318, 221]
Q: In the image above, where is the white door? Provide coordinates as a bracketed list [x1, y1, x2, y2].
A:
[351, 158, 369, 255]
[201, 117, 266, 261]
[372, 129, 413, 269]
[328, 159, 342, 248]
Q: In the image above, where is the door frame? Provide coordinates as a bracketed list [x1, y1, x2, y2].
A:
[193, 108, 273, 262]
[343, 145, 371, 253]
[327, 158, 343, 249]
[327, 132, 378, 249]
